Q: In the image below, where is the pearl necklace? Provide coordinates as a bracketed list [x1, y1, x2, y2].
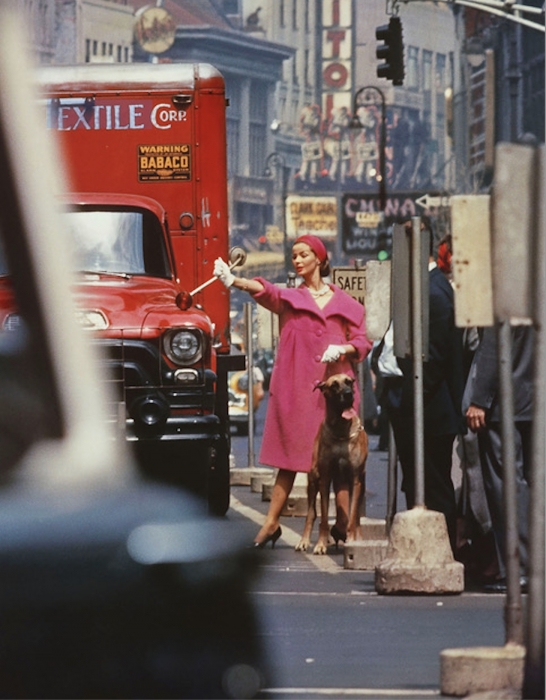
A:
[307, 284, 331, 298]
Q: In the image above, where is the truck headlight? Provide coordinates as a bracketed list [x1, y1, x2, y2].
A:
[163, 329, 203, 365]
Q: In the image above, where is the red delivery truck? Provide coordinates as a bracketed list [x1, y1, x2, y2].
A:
[36, 63, 244, 515]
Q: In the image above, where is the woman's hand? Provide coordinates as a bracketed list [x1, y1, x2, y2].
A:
[214, 258, 235, 288]
[321, 345, 346, 363]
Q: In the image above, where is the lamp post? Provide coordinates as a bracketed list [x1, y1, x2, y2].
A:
[351, 86, 387, 211]
[263, 151, 289, 272]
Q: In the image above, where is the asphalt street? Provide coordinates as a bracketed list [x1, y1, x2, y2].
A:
[225, 395, 514, 700]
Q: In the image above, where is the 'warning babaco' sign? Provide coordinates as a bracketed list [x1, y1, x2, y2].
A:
[138, 144, 191, 181]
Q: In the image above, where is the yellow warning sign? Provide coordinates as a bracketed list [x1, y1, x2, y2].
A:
[138, 144, 191, 181]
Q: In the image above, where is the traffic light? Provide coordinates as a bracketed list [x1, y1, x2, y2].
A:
[375, 16, 404, 86]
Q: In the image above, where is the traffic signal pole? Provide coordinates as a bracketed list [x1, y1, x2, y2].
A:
[375, 16, 405, 86]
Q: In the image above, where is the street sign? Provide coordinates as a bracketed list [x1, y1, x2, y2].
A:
[492, 143, 535, 323]
[332, 262, 391, 341]
[332, 267, 366, 306]
[415, 193, 450, 209]
[365, 261, 391, 340]
[451, 194, 494, 328]
[391, 222, 429, 359]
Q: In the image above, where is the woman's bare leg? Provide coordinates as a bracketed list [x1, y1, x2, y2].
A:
[254, 469, 296, 544]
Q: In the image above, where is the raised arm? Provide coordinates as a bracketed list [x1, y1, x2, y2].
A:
[214, 257, 264, 295]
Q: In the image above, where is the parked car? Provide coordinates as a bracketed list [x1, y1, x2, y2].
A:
[229, 365, 265, 435]
[0, 6, 271, 698]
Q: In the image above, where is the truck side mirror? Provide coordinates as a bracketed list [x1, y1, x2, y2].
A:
[228, 246, 246, 268]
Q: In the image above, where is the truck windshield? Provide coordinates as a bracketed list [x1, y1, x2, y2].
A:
[64, 208, 172, 279]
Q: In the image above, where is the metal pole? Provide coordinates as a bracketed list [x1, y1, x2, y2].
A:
[353, 258, 367, 517]
[386, 422, 398, 534]
[244, 302, 256, 468]
[523, 145, 545, 698]
[411, 217, 426, 507]
[496, 318, 523, 645]
[378, 97, 387, 211]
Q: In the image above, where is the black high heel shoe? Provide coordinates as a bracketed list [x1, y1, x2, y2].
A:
[330, 524, 347, 548]
[254, 526, 282, 549]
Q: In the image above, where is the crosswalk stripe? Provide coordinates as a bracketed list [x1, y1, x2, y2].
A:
[230, 495, 343, 573]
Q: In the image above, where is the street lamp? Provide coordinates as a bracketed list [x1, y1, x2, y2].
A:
[350, 86, 387, 211]
[263, 151, 289, 272]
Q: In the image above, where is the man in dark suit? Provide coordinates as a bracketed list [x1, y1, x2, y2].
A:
[386, 221, 465, 553]
[465, 325, 533, 592]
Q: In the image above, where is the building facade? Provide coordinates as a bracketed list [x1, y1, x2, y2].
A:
[22, 0, 544, 267]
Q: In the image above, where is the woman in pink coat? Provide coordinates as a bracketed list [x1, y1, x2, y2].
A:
[214, 235, 372, 548]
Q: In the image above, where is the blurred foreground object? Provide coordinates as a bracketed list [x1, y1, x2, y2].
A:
[0, 4, 270, 697]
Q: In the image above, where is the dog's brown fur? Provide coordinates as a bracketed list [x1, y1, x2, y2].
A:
[296, 373, 368, 555]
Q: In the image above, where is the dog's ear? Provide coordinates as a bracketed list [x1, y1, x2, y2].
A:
[314, 381, 326, 393]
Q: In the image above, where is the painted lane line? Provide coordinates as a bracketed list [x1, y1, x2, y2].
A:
[230, 495, 342, 574]
[261, 687, 440, 697]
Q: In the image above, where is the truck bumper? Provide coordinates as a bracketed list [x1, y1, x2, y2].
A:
[126, 413, 220, 442]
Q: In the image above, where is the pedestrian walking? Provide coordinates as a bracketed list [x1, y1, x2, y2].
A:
[465, 324, 533, 593]
[214, 235, 372, 548]
[386, 219, 465, 553]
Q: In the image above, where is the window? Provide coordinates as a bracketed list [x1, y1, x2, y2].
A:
[305, 0, 309, 32]
[293, 0, 298, 30]
[423, 50, 432, 122]
[222, 0, 239, 14]
[407, 46, 419, 90]
[280, 0, 285, 27]
[85, 39, 91, 63]
[423, 50, 432, 91]
[249, 82, 267, 177]
[65, 208, 171, 279]
[436, 53, 446, 92]
[292, 55, 298, 85]
[92, 40, 98, 56]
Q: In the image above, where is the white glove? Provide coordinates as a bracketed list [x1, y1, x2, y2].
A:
[214, 257, 235, 288]
[321, 344, 346, 363]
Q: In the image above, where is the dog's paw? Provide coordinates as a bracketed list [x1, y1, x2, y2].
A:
[295, 538, 310, 552]
[313, 540, 328, 555]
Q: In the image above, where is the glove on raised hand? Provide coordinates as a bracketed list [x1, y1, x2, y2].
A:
[214, 257, 235, 288]
[321, 344, 346, 363]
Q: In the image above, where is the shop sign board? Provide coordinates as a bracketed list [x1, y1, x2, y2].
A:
[285, 195, 337, 240]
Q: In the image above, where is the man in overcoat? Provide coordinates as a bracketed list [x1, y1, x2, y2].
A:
[465, 325, 533, 592]
[386, 228, 465, 553]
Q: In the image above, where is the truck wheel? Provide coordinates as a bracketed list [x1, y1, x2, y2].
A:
[208, 436, 230, 516]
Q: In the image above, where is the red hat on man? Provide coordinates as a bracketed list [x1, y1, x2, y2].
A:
[294, 235, 328, 263]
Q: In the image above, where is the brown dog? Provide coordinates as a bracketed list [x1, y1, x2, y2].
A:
[295, 373, 368, 555]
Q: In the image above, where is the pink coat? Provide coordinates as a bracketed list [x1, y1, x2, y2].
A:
[252, 279, 372, 472]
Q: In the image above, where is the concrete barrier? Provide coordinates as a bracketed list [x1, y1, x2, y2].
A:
[440, 644, 525, 697]
[250, 470, 275, 493]
[230, 466, 275, 487]
[375, 507, 464, 594]
[344, 518, 389, 570]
